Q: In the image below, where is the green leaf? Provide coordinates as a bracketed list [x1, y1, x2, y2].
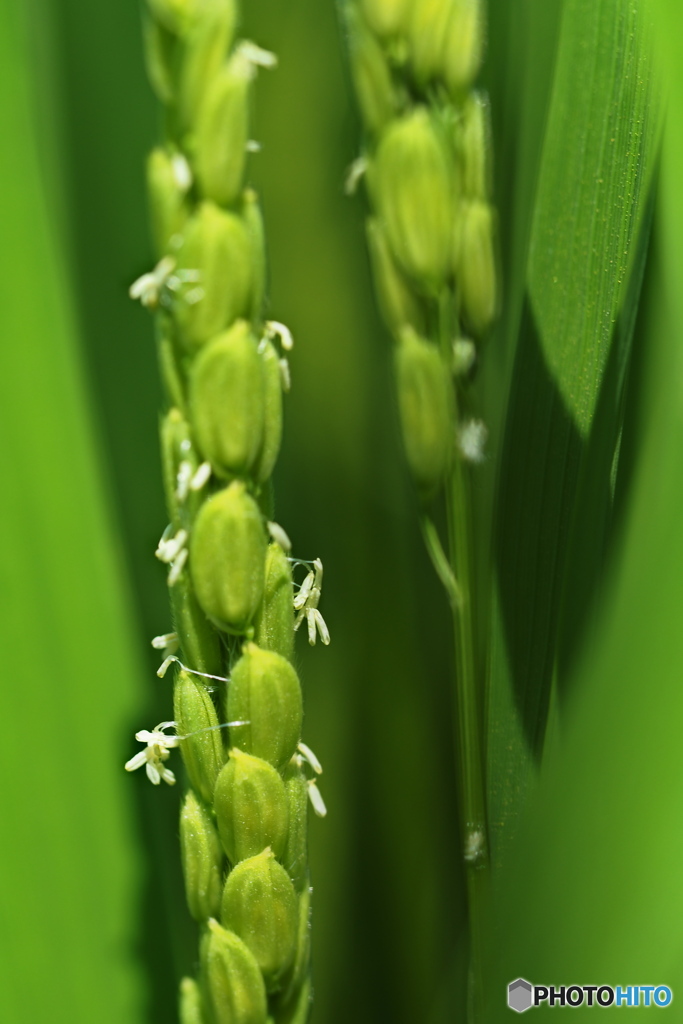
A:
[529, 0, 657, 438]
[486, 0, 659, 863]
[0, 3, 145, 1019]
[485, 14, 683, 990]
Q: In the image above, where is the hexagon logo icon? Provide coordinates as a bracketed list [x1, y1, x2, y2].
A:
[508, 978, 533, 1013]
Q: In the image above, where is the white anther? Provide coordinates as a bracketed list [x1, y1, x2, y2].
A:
[155, 524, 173, 559]
[463, 828, 486, 865]
[294, 558, 330, 646]
[246, 140, 262, 153]
[237, 40, 278, 69]
[125, 721, 181, 786]
[279, 357, 291, 392]
[180, 438, 192, 453]
[312, 609, 330, 646]
[176, 460, 193, 502]
[156, 655, 230, 685]
[168, 546, 188, 586]
[265, 320, 294, 351]
[293, 571, 314, 610]
[307, 780, 327, 818]
[190, 461, 212, 491]
[171, 153, 192, 191]
[157, 655, 176, 678]
[129, 256, 177, 309]
[458, 419, 488, 464]
[267, 521, 292, 552]
[298, 742, 323, 775]
[452, 337, 476, 376]
[151, 631, 178, 651]
[156, 528, 188, 564]
[344, 156, 368, 196]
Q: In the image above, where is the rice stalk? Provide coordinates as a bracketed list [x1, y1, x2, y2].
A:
[124, 2, 330, 1020]
[340, 0, 496, 1017]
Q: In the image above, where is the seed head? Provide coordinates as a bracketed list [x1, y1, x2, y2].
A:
[252, 340, 284, 484]
[346, 5, 397, 138]
[366, 217, 426, 337]
[359, 0, 411, 38]
[190, 481, 267, 633]
[227, 642, 303, 771]
[174, 202, 254, 350]
[177, 0, 238, 131]
[190, 321, 266, 478]
[147, 148, 189, 256]
[373, 108, 454, 290]
[455, 199, 497, 335]
[214, 749, 290, 864]
[201, 919, 268, 1024]
[220, 848, 299, 991]
[254, 542, 296, 662]
[174, 670, 227, 802]
[395, 327, 453, 493]
[180, 790, 224, 921]
[441, 0, 484, 96]
[195, 53, 251, 207]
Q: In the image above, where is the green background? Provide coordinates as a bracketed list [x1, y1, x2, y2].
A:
[2, 0, 683, 1020]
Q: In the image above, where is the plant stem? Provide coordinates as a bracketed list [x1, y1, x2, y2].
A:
[438, 290, 488, 1022]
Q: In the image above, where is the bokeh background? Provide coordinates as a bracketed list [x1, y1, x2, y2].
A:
[4, 0, 683, 1021]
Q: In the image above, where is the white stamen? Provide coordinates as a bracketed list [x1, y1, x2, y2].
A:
[344, 156, 368, 196]
[157, 655, 176, 678]
[176, 460, 193, 502]
[237, 40, 278, 69]
[294, 572, 314, 610]
[156, 528, 188, 564]
[458, 419, 488, 464]
[129, 256, 177, 309]
[157, 655, 230, 685]
[307, 780, 327, 818]
[267, 521, 292, 552]
[298, 742, 323, 775]
[452, 337, 476, 376]
[168, 546, 188, 586]
[129, 272, 155, 301]
[124, 750, 147, 772]
[266, 320, 294, 351]
[190, 461, 212, 491]
[279, 358, 291, 392]
[312, 609, 330, 646]
[125, 720, 181, 786]
[464, 828, 486, 865]
[171, 153, 192, 191]
[151, 632, 178, 650]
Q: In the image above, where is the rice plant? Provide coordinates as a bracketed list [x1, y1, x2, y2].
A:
[2, 0, 683, 1021]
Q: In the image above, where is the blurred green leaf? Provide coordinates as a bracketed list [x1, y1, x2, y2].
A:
[487, 0, 658, 863]
[486, 54, 683, 1015]
[0, 2, 145, 1020]
[529, 0, 657, 437]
